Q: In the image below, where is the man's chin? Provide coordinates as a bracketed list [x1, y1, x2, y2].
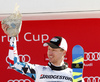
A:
[48, 59, 53, 63]
[49, 60, 55, 64]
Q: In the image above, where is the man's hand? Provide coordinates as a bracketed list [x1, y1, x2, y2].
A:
[2, 24, 11, 37]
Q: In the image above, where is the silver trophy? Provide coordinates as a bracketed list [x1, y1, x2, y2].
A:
[1, 9, 22, 37]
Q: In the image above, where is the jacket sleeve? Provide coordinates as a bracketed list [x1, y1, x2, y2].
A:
[8, 37, 36, 80]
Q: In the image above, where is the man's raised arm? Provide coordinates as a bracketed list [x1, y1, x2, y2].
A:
[2, 24, 36, 81]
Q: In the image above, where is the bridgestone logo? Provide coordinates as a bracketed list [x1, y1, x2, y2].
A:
[40, 74, 72, 81]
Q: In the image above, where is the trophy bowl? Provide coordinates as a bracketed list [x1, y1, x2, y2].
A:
[1, 12, 22, 37]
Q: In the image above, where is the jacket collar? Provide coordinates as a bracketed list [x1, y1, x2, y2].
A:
[48, 62, 68, 71]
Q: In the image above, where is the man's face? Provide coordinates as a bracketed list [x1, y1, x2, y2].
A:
[47, 46, 65, 65]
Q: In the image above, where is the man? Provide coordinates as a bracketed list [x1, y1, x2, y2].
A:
[2, 24, 79, 82]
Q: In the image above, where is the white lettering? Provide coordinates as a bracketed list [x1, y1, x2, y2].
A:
[84, 63, 93, 67]
[33, 35, 40, 41]
[8, 35, 19, 42]
[41, 34, 49, 43]
[2, 35, 6, 42]
[24, 32, 32, 41]
[24, 32, 49, 43]
[1, 32, 49, 43]
[1, 35, 19, 42]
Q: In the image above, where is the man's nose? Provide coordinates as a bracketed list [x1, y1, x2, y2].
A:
[49, 50, 53, 55]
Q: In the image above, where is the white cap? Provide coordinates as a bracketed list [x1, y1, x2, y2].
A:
[43, 36, 68, 51]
